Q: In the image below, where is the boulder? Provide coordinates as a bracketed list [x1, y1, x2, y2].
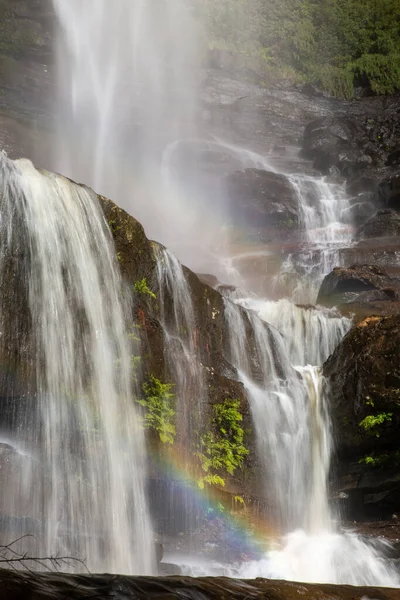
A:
[225, 169, 299, 240]
[355, 209, 400, 240]
[324, 315, 400, 518]
[317, 264, 399, 307]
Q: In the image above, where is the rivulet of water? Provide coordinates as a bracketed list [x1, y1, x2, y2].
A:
[0, 152, 154, 574]
[155, 247, 205, 445]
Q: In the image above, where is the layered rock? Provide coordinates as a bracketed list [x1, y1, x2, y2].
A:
[225, 168, 300, 241]
[317, 264, 399, 307]
[355, 209, 400, 240]
[302, 116, 369, 175]
[324, 316, 400, 518]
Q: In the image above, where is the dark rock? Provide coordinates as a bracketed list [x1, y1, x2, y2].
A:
[375, 171, 400, 210]
[0, 570, 399, 600]
[226, 169, 300, 240]
[387, 149, 400, 167]
[324, 315, 400, 516]
[317, 264, 398, 307]
[98, 191, 274, 502]
[356, 210, 400, 240]
[302, 116, 364, 175]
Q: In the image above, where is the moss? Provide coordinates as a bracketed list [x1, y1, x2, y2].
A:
[134, 278, 156, 300]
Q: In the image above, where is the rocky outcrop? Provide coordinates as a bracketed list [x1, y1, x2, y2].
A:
[302, 116, 369, 175]
[302, 103, 400, 178]
[97, 190, 275, 506]
[355, 209, 400, 240]
[1, 570, 399, 600]
[324, 316, 400, 518]
[317, 264, 399, 307]
[226, 169, 300, 241]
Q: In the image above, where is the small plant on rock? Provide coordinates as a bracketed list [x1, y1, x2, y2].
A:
[137, 375, 175, 444]
[134, 278, 156, 299]
[196, 398, 248, 489]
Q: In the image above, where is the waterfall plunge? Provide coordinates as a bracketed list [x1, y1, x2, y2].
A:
[221, 295, 399, 586]
[0, 153, 154, 574]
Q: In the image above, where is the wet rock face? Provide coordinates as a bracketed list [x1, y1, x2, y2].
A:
[300, 103, 400, 226]
[1, 570, 399, 600]
[226, 169, 299, 240]
[98, 192, 264, 501]
[355, 209, 400, 240]
[317, 264, 399, 307]
[302, 116, 369, 175]
[376, 171, 400, 210]
[324, 316, 400, 517]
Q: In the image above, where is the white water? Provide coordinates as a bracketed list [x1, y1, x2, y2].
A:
[222, 295, 400, 586]
[52, 0, 209, 270]
[155, 247, 205, 444]
[0, 153, 154, 574]
[237, 297, 351, 365]
[272, 175, 354, 304]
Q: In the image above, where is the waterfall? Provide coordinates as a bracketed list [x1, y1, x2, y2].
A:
[224, 299, 326, 533]
[237, 297, 351, 365]
[51, 0, 203, 264]
[153, 247, 207, 544]
[222, 294, 399, 585]
[50, 0, 399, 588]
[155, 247, 205, 446]
[273, 175, 354, 304]
[0, 153, 154, 574]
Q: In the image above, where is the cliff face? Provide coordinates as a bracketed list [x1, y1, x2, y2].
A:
[324, 316, 400, 520]
[98, 193, 267, 509]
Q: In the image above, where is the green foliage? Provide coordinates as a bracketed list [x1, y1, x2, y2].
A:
[137, 376, 176, 444]
[0, 1, 38, 57]
[134, 278, 156, 300]
[359, 450, 400, 467]
[359, 412, 393, 437]
[204, 0, 400, 97]
[196, 399, 248, 489]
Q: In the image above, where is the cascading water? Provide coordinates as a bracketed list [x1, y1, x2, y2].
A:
[50, 0, 400, 588]
[155, 247, 205, 445]
[153, 247, 207, 545]
[222, 294, 399, 586]
[237, 297, 351, 365]
[274, 175, 353, 304]
[0, 153, 154, 574]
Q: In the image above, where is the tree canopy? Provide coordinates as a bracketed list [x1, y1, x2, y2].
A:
[204, 0, 400, 97]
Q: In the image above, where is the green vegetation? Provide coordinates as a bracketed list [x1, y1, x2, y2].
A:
[0, 1, 38, 57]
[134, 278, 156, 300]
[359, 450, 400, 468]
[359, 411, 393, 437]
[196, 399, 248, 489]
[204, 0, 400, 97]
[137, 375, 176, 444]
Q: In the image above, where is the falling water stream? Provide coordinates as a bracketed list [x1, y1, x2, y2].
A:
[0, 153, 154, 574]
